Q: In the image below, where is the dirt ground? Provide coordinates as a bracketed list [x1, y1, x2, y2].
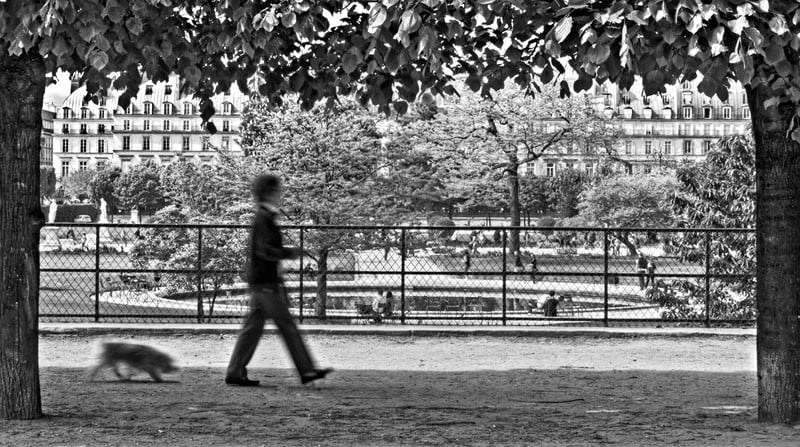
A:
[2, 333, 798, 446]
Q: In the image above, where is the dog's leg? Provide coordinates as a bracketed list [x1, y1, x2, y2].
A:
[87, 363, 104, 380]
[112, 362, 131, 380]
[145, 367, 163, 382]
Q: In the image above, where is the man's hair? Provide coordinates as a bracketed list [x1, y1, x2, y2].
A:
[252, 174, 281, 200]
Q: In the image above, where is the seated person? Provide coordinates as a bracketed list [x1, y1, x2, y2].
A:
[371, 290, 394, 322]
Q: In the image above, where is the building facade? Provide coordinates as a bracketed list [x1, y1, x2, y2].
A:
[40, 108, 55, 168]
[53, 75, 247, 178]
[526, 77, 750, 177]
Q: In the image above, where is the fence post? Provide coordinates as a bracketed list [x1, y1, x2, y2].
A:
[603, 229, 609, 327]
[400, 228, 406, 324]
[299, 228, 304, 324]
[705, 230, 711, 328]
[502, 229, 507, 326]
[95, 224, 101, 322]
[196, 227, 203, 323]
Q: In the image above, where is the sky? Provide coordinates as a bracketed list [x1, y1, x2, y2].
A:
[43, 72, 72, 108]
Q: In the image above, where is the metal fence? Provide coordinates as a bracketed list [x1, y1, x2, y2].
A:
[39, 223, 755, 326]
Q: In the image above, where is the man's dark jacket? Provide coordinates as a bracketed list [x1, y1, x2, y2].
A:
[247, 205, 291, 285]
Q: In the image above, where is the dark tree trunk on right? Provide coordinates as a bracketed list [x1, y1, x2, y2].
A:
[747, 85, 800, 424]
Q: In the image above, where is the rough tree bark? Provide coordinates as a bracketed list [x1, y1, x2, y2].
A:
[0, 51, 45, 419]
[748, 85, 800, 423]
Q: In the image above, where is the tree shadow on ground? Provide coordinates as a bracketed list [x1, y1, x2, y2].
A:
[1, 368, 796, 446]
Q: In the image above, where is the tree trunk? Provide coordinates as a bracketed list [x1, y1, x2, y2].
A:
[614, 231, 637, 257]
[315, 248, 328, 318]
[206, 286, 219, 323]
[506, 158, 521, 264]
[0, 51, 46, 419]
[748, 85, 800, 424]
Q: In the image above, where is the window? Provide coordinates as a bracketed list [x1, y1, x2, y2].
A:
[223, 102, 232, 114]
[99, 97, 106, 106]
[202, 136, 210, 151]
[660, 93, 671, 105]
[703, 107, 712, 119]
[61, 140, 69, 152]
[61, 161, 69, 177]
[182, 136, 190, 151]
[625, 141, 633, 155]
[222, 120, 230, 132]
[642, 95, 650, 106]
[122, 136, 131, 151]
[98, 140, 105, 153]
[144, 102, 153, 115]
[683, 140, 693, 155]
[183, 120, 190, 131]
[124, 105, 132, 114]
[222, 136, 230, 149]
[183, 103, 192, 115]
[145, 85, 153, 95]
[98, 109, 106, 119]
[621, 92, 631, 105]
[80, 124, 87, 134]
[163, 120, 171, 131]
[703, 140, 712, 154]
[722, 107, 732, 119]
[664, 141, 672, 155]
[163, 102, 173, 115]
[80, 139, 87, 153]
[682, 106, 692, 119]
[97, 124, 105, 134]
[62, 107, 71, 119]
[645, 140, 652, 155]
[143, 120, 151, 131]
[743, 107, 751, 119]
[79, 161, 88, 171]
[80, 108, 89, 119]
[123, 120, 131, 131]
[162, 136, 170, 151]
[682, 93, 693, 105]
[624, 164, 633, 175]
[165, 85, 172, 95]
[584, 163, 594, 176]
[62, 124, 69, 134]
[545, 163, 555, 177]
[96, 161, 106, 169]
[142, 136, 151, 151]
[682, 81, 691, 89]
[703, 124, 711, 135]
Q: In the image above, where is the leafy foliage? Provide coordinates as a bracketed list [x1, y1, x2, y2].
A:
[88, 166, 121, 213]
[114, 161, 166, 214]
[60, 169, 96, 200]
[39, 167, 56, 202]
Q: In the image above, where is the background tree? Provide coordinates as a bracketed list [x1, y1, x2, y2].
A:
[666, 134, 756, 319]
[60, 169, 95, 201]
[89, 166, 122, 215]
[570, 173, 678, 256]
[404, 84, 620, 265]
[114, 162, 166, 216]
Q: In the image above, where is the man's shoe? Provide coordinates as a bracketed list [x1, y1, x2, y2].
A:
[301, 367, 334, 385]
[225, 376, 260, 387]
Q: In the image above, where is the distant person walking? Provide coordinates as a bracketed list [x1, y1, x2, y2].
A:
[636, 253, 648, 290]
[226, 174, 332, 387]
[646, 259, 657, 289]
[529, 254, 538, 283]
[463, 250, 471, 274]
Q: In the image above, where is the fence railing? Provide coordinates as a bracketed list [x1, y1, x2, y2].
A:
[38, 223, 755, 326]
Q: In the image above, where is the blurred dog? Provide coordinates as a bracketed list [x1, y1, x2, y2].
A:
[88, 342, 178, 382]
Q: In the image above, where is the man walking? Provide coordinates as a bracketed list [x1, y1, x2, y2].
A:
[226, 174, 332, 387]
[636, 253, 648, 290]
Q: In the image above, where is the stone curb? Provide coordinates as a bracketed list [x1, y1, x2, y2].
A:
[39, 324, 756, 339]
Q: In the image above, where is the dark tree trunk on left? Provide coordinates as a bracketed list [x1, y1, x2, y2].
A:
[0, 51, 46, 419]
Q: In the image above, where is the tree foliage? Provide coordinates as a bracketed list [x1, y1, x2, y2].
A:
[571, 172, 677, 255]
[88, 166, 122, 214]
[60, 169, 95, 200]
[39, 167, 56, 202]
[114, 161, 165, 214]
